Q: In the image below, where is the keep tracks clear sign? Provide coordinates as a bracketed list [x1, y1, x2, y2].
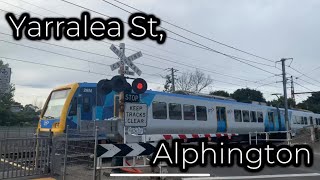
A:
[124, 103, 147, 127]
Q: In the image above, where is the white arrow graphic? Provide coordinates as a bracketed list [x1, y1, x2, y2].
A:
[99, 144, 121, 158]
[126, 144, 145, 157]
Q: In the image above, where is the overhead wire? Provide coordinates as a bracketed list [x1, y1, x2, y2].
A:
[0, 7, 269, 84]
[112, 0, 275, 63]
[0, 56, 165, 86]
[59, 0, 279, 75]
[3, 1, 277, 86]
[1, 0, 282, 93]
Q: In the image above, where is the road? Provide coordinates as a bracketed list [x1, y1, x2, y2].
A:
[167, 150, 320, 180]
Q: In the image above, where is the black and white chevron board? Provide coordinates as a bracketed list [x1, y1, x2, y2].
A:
[97, 142, 157, 158]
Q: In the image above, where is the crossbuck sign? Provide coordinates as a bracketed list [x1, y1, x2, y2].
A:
[110, 43, 143, 76]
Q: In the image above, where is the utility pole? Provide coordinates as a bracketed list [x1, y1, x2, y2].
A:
[279, 58, 293, 143]
[171, 68, 177, 92]
[290, 76, 295, 106]
[119, 43, 125, 121]
[166, 68, 178, 92]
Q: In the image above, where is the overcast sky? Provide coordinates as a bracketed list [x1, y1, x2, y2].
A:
[0, 0, 320, 106]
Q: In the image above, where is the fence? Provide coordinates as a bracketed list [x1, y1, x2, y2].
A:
[52, 126, 97, 180]
[249, 130, 291, 145]
[0, 136, 51, 179]
[0, 126, 36, 139]
[249, 126, 320, 145]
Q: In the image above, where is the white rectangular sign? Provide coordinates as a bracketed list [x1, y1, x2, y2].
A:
[124, 103, 147, 127]
[0, 67, 11, 93]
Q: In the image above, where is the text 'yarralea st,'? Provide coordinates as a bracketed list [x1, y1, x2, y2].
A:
[5, 12, 167, 44]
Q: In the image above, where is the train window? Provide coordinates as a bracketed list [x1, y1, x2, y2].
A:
[300, 117, 304, 124]
[294, 116, 299, 124]
[310, 117, 314, 125]
[196, 106, 207, 121]
[268, 112, 274, 123]
[257, 112, 263, 123]
[234, 110, 242, 122]
[83, 97, 91, 112]
[169, 103, 182, 120]
[304, 117, 308, 125]
[242, 110, 250, 122]
[250, 111, 257, 122]
[183, 104, 195, 120]
[152, 101, 167, 119]
[68, 97, 77, 116]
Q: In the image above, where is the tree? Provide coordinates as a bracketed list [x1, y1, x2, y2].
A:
[297, 92, 320, 113]
[268, 96, 296, 108]
[0, 60, 15, 125]
[231, 88, 266, 103]
[209, 90, 230, 97]
[175, 69, 213, 93]
[163, 75, 172, 92]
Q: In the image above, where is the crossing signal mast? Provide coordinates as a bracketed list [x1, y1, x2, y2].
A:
[97, 43, 148, 143]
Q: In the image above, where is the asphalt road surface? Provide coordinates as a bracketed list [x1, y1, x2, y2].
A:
[167, 152, 320, 180]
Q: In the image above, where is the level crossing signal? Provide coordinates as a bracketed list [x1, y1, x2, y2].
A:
[132, 78, 147, 94]
[97, 76, 148, 94]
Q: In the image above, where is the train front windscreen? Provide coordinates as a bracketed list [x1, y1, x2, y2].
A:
[39, 88, 71, 132]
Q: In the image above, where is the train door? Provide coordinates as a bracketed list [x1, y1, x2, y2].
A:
[216, 106, 227, 132]
[81, 94, 93, 120]
[268, 111, 275, 131]
[279, 109, 285, 131]
[273, 108, 280, 131]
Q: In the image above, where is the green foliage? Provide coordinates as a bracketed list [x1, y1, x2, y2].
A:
[267, 96, 296, 108]
[209, 90, 230, 97]
[231, 88, 266, 103]
[163, 75, 172, 92]
[0, 60, 39, 126]
[297, 92, 320, 113]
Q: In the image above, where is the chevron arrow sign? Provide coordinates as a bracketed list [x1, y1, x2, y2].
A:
[97, 142, 157, 158]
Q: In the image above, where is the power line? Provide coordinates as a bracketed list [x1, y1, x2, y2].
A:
[0, 32, 165, 71]
[1, 56, 109, 76]
[0, 56, 165, 86]
[9, 1, 278, 86]
[288, 66, 320, 85]
[167, 36, 276, 68]
[3, 1, 282, 92]
[0, 0, 44, 17]
[100, 37, 271, 83]
[101, 0, 278, 74]
[0, 39, 111, 67]
[0, 9, 268, 84]
[0, 33, 272, 87]
[295, 81, 314, 92]
[255, 81, 280, 90]
[112, 0, 275, 63]
[17, 0, 64, 16]
[60, 0, 278, 75]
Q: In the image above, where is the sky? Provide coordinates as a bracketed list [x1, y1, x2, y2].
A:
[0, 0, 320, 106]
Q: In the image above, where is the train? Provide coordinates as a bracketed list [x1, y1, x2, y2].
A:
[38, 82, 320, 142]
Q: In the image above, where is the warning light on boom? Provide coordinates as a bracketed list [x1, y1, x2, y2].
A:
[132, 78, 147, 94]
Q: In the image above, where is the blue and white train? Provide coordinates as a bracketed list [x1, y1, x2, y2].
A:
[38, 82, 320, 142]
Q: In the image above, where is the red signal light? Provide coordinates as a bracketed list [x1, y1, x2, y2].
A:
[137, 83, 143, 90]
[132, 78, 147, 94]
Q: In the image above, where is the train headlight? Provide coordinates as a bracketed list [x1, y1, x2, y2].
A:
[53, 122, 60, 128]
